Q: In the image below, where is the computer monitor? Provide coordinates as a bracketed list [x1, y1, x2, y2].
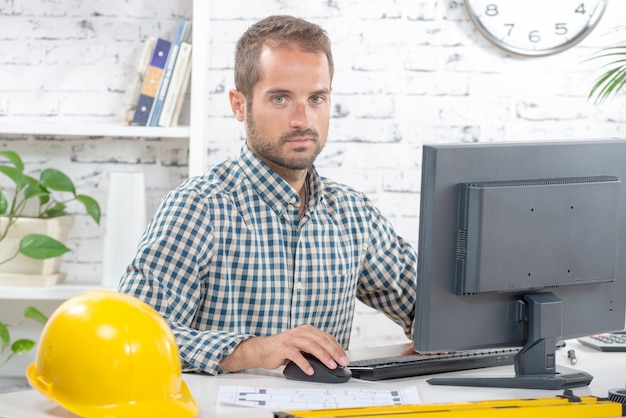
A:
[413, 139, 626, 390]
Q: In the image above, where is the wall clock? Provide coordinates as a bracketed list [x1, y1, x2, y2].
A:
[464, 0, 609, 57]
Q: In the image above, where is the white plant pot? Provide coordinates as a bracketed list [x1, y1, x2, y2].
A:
[0, 216, 75, 286]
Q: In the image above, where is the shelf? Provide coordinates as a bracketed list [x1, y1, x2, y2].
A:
[0, 283, 112, 301]
[0, 122, 190, 139]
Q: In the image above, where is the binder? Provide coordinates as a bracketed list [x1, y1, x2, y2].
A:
[158, 41, 192, 127]
[131, 38, 171, 125]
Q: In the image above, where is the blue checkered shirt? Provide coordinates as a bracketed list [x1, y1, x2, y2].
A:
[118, 145, 417, 375]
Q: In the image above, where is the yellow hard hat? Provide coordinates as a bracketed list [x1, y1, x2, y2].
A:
[26, 290, 198, 418]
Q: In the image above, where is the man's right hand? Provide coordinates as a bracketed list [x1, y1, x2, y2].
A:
[218, 324, 350, 375]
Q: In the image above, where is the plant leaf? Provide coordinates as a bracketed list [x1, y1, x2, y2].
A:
[0, 151, 24, 171]
[592, 65, 626, 102]
[0, 191, 7, 215]
[0, 166, 28, 189]
[24, 306, 48, 325]
[11, 339, 35, 355]
[588, 43, 626, 103]
[40, 168, 76, 195]
[76, 194, 101, 224]
[19, 234, 71, 259]
[0, 323, 9, 351]
[23, 183, 50, 200]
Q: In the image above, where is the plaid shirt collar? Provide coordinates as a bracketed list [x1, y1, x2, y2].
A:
[237, 144, 323, 216]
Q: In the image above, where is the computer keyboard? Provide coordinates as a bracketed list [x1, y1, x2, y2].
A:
[578, 332, 626, 352]
[348, 347, 520, 381]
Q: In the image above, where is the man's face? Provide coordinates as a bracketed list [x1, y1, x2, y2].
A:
[235, 43, 331, 177]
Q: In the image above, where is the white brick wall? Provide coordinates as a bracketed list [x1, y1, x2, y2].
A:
[1, 0, 626, 349]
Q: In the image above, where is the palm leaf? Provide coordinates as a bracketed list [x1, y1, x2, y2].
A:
[588, 44, 626, 103]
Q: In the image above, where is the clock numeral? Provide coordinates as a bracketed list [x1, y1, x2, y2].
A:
[484, 4, 498, 17]
[528, 30, 541, 44]
[555, 23, 568, 36]
[575, 3, 586, 14]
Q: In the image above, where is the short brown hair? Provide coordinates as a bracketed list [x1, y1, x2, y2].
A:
[234, 15, 334, 100]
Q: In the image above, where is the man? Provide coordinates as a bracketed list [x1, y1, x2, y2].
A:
[118, 15, 417, 377]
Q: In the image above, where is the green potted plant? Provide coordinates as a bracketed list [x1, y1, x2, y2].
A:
[0, 150, 101, 285]
[0, 306, 47, 368]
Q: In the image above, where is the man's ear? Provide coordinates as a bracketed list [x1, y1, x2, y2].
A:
[229, 89, 246, 122]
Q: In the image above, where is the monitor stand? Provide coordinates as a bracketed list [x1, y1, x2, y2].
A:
[427, 292, 593, 390]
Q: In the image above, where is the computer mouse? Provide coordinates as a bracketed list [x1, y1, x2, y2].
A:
[283, 353, 352, 383]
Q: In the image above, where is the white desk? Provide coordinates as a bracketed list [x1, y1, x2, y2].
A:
[1, 340, 625, 417]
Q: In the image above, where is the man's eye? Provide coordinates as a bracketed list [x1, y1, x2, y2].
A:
[272, 96, 286, 104]
[310, 96, 325, 104]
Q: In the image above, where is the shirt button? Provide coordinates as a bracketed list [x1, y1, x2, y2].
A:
[289, 197, 297, 204]
[276, 204, 283, 212]
[295, 281, 303, 291]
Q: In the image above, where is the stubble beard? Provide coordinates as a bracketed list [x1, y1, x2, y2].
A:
[245, 107, 326, 171]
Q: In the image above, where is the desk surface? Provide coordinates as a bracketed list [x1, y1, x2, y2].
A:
[1, 340, 625, 418]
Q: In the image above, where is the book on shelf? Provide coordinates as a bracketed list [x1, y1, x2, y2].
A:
[122, 36, 156, 126]
[147, 18, 191, 126]
[130, 38, 171, 126]
[158, 42, 192, 127]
